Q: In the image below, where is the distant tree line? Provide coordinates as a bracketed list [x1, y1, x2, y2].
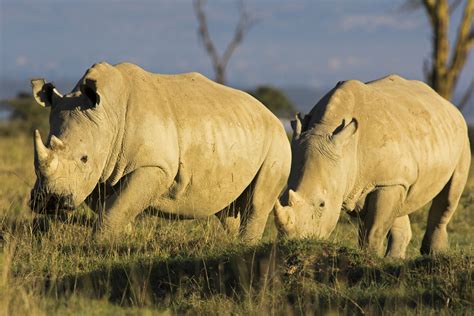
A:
[0, 94, 49, 136]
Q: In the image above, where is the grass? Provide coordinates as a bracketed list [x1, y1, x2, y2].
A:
[0, 133, 473, 315]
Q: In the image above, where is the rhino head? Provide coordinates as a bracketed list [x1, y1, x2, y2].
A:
[29, 63, 125, 214]
[275, 113, 358, 239]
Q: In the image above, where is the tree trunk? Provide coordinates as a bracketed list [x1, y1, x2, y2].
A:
[431, 0, 452, 99]
[423, 0, 474, 104]
[215, 64, 226, 85]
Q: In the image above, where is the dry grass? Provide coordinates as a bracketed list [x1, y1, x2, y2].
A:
[0, 133, 473, 315]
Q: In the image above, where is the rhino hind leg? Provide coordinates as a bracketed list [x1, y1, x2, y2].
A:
[421, 145, 471, 255]
[359, 185, 406, 256]
[386, 215, 412, 259]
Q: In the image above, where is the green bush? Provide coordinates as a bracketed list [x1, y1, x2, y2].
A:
[0, 96, 49, 136]
[248, 86, 296, 118]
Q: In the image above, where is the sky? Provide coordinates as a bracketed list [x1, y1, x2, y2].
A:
[1, 0, 473, 102]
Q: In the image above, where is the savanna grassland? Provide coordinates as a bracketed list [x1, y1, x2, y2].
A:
[0, 112, 473, 315]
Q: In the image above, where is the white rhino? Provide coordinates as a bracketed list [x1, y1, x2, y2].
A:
[30, 62, 291, 242]
[274, 75, 471, 258]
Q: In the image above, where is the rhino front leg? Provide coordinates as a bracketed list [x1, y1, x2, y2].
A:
[359, 186, 406, 256]
[85, 182, 113, 233]
[97, 167, 170, 239]
[386, 215, 412, 259]
[239, 141, 290, 244]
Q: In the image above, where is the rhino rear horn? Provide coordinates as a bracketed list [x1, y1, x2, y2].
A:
[34, 130, 58, 176]
[50, 135, 66, 151]
[288, 189, 304, 207]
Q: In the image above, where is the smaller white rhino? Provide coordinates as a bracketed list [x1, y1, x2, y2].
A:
[29, 62, 291, 243]
[275, 75, 471, 258]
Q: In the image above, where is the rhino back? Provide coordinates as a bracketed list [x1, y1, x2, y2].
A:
[114, 63, 284, 216]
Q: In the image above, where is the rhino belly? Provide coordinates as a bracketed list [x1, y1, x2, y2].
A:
[152, 128, 268, 217]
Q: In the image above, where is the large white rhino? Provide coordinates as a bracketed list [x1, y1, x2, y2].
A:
[29, 62, 291, 242]
[275, 75, 470, 258]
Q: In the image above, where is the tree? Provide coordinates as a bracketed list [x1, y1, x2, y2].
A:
[248, 86, 296, 118]
[414, 0, 474, 108]
[193, 0, 256, 85]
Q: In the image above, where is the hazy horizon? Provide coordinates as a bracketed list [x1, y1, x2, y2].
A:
[1, 0, 473, 118]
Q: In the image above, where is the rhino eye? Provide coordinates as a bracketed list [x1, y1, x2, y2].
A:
[80, 155, 88, 163]
[319, 201, 325, 208]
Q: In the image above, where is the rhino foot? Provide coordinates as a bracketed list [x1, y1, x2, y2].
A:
[420, 227, 448, 255]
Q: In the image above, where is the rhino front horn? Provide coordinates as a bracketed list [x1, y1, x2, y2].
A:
[34, 130, 58, 175]
[274, 200, 296, 233]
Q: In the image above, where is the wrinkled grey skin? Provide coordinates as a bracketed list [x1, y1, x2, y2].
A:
[275, 75, 471, 258]
[30, 62, 291, 243]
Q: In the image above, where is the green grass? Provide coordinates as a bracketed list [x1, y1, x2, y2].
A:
[0, 133, 473, 315]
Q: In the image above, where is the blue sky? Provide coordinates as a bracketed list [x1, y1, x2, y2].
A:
[1, 0, 473, 96]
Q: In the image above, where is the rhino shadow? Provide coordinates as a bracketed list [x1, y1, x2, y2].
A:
[40, 240, 471, 313]
[44, 243, 281, 307]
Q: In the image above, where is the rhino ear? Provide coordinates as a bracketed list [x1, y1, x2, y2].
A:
[31, 79, 62, 107]
[291, 113, 303, 141]
[81, 79, 101, 107]
[331, 118, 358, 147]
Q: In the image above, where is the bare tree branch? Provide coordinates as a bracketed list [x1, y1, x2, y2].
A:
[447, 0, 474, 93]
[221, 1, 257, 67]
[193, 0, 256, 84]
[194, 0, 220, 71]
[422, 0, 437, 27]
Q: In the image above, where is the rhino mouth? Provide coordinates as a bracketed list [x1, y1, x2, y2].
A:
[29, 189, 75, 214]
